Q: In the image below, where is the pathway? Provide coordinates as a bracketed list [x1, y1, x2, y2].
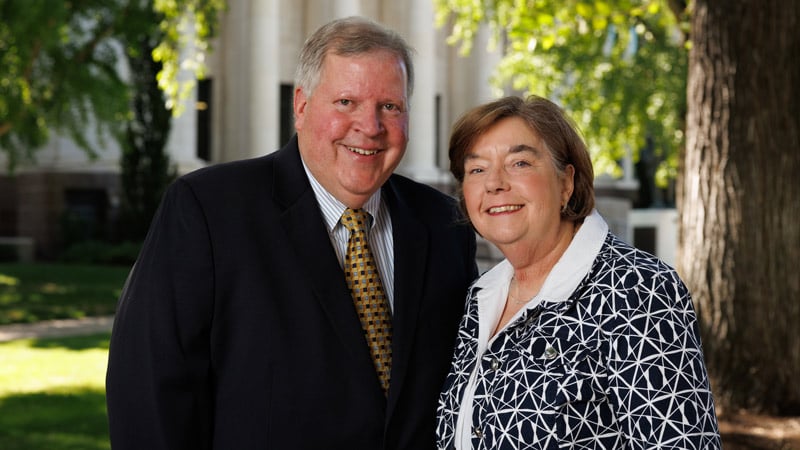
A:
[0, 316, 114, 342]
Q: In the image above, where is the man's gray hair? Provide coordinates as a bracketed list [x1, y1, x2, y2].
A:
[294, 16, 415, 98]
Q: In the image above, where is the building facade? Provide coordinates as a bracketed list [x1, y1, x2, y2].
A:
[1, 0, 671, 265]
[0, 0, 502, 259]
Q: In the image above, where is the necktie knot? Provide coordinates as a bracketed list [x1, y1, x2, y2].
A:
[341, 208, 370, 233]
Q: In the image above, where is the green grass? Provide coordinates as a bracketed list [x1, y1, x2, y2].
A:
[0, 333, 111, 450]
[0, 263, 130, 325]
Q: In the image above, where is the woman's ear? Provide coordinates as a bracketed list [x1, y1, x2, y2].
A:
[562, 164, 575, 205]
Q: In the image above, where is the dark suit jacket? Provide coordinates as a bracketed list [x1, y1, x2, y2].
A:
[106, 136, 478, 449]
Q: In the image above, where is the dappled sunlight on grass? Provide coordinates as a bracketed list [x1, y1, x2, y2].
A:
[0, 263, 129, 324]
[0, 274, 19, 286]
[0, 333, 111, 449]
[0, 388, 109, 450]
[40, 282, 74, 295]
[0, 334, 110, 395]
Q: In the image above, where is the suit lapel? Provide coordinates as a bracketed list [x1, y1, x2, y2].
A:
[272, 138, 377, 371]
[271, 142, 429, 407]
[382, 179, 429, 418]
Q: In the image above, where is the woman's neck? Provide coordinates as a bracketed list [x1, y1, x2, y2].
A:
[504, 219, 578, 290]
[490, 219, 580, 337]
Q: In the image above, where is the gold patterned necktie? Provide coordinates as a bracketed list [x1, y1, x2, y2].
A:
[341, 208, 392, 395]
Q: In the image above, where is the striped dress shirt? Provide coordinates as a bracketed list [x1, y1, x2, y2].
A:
[302, 161, 395, 310]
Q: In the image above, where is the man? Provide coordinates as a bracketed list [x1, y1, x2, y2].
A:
[106, 16, 478, 449]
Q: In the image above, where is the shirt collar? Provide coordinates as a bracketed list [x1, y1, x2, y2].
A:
[301, 159, 382, 232]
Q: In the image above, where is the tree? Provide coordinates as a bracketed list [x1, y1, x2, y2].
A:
[435, 0, 800, 414]
[152, 0, 226, 114]
[679, 0, 800, 414]
[435, 0, 688, 183]
[0, 0, 129, 171]
[0, 0, 225, 171]
[114, 0, 224, 240]
[117, 2, 176, 242]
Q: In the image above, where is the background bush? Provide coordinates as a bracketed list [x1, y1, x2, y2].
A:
[59, 241, 140, 265]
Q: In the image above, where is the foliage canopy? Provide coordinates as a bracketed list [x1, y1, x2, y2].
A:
[0, 0, 128, 170]
[435, 0, 689, 185]
[0, 0, 225, 171]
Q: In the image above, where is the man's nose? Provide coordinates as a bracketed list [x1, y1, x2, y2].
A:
[354, 106, 385, 136]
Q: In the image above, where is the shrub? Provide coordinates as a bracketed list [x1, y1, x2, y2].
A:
[0, 245, 17, 262]
[60, 240, 141, 265]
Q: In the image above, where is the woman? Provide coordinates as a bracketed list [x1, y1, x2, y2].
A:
[437, 96, 721, 449]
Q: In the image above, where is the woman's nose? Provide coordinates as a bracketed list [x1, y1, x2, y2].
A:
[484, 167, 509, 193]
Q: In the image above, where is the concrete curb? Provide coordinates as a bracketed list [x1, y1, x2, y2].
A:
[0, 316, 114, 342]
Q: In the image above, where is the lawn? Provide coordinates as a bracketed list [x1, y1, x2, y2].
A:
[0, 263, 130, 325]
[0, 263, 125, 449]
[0, 332, 111, 450]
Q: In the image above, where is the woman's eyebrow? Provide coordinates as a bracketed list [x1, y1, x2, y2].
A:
[464, 152, 480, 162]
[509, 144, 543, 157]
[464, 143, 542, 160]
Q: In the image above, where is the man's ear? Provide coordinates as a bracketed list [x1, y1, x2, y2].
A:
[293, 87, 308, 130]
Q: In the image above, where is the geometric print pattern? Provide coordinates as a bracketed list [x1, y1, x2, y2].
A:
[342, 208, 392, 396]
[437, 232, 721, 449]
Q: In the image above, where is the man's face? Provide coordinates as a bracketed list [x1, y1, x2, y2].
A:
[294, 50, 409, 208]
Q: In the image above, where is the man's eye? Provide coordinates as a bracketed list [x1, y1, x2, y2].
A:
[383, 104, 399, 112]
[337, 99, 352, 106]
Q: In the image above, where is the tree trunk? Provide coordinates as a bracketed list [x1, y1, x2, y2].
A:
[679, 0, 800, 415]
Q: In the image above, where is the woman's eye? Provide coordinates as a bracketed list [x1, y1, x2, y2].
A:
[512, 160, 531, 168]
[467, 167, 483, 175]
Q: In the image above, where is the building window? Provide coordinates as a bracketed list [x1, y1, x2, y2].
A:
[435, 94, 442, 169]
[280, 83, 295, 146]
[633, 226, 657, 256]
[197, 78, 212, 161]
[62, 189, 109, 243]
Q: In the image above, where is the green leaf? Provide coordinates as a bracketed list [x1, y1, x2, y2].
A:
[435, 0, 687, 183]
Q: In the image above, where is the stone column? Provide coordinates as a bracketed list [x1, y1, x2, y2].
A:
[249, 0, 281, 157]
[168, 88, 203, 174]
[399, 0, 449, 186]
[165, 18, 205, 174]
[334, 0, 361, 17]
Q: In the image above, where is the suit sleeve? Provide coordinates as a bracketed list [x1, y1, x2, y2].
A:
[106, 179, 215, 450]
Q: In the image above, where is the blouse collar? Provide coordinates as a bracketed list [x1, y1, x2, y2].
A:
[474, 209, 608, 301]
[471, 209, 608, 341]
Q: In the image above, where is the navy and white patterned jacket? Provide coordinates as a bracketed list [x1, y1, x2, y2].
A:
[437, 212, 721, 449]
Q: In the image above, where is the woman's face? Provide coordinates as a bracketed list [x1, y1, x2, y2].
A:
[462, 116, 574, 249]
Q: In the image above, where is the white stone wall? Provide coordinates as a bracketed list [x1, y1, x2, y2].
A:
[204, 0, 503, 180]
[3, 1, 681, 264]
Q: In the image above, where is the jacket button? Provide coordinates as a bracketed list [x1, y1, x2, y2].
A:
[490, 358, 500, 370]
[473, 426, 483, 439]
[544, 346, 558, 359]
